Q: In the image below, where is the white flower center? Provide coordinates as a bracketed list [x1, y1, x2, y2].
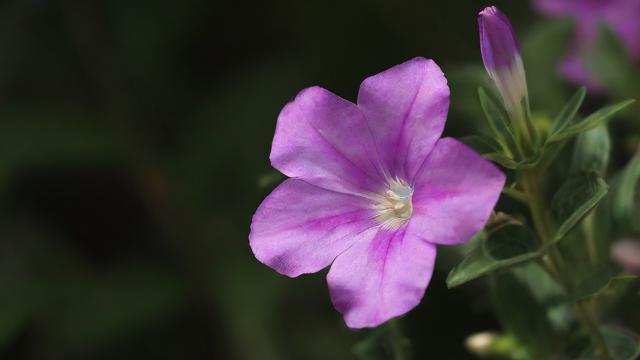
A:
[373, 178, 413, 230]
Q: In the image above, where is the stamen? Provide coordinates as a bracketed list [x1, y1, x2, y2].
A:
[373, 178, 414, 230]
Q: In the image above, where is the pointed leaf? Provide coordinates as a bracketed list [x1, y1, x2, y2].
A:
[483, 153, 521, 169]
[571, 274, 639, 303]
[549, 100, 635, 143]
[484, 224, 538, 260]
[447, 224, 541, 288]
[549, 86, 586, 137]
[478, 87, 515, 154]
[551, 172, 609, 243]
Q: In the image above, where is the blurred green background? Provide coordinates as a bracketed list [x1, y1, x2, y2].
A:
[1, 1, 634, 359]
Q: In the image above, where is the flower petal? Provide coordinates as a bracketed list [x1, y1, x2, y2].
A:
[250, 178, 377, 277]
[410, 138, 505, 245]
[357, 57, 449, 182]
[559, 51, 603, 92]
[602, 0, 640, 59]
[271, 86, 386, 195]
[533, 0, 601, 16]
[327, 227, 436, 328]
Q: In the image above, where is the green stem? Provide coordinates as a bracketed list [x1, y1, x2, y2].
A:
[501, 186, 528, 205]
[575, 302, 613, 360]
[581, 213, 599, 266]
[511, 100, 536, 159]
[520, 172, 563, 282]
[520, 169, 612, 360]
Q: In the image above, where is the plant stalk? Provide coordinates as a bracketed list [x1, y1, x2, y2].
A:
[520, 169, 612, 360]
[575, 301, 613, 360]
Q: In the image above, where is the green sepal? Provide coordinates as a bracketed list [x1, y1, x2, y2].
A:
[478, 87, 516, 156]
[570, 125, 610, 176]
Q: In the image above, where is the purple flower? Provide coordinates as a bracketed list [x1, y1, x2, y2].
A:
[249, 58, 505, 328]
[533, 0, 640, 90]
[479, 6, 529, 117]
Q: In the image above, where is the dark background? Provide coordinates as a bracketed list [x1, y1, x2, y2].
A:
[0, 1, 555, 359]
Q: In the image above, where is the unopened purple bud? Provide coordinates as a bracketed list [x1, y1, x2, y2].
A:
[479, 7, 521, 70]
[478, 6, 528, 115]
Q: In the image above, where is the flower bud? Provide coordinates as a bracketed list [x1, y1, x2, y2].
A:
[479, 6, 534, 149]
[479, 6, 528, 114]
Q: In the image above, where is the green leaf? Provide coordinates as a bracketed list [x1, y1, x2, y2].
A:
[557, 227, 613, 292]
[579, 327, 640, 360]
[549, 86, 587, 138]
[549, 100, 636, 143]
[551, 172, 609, 243]
[484, 224, 539, 260]
[433, 173, 609, 289]
[571, 274, 639, 303]
[491, 272, 560, 359]
[571, 125, 610, 176]
[478, 87, 515, 155]
[447, 224, 541, 288]
[483, 153, 521, 169]
[612, 149, 640, 231]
